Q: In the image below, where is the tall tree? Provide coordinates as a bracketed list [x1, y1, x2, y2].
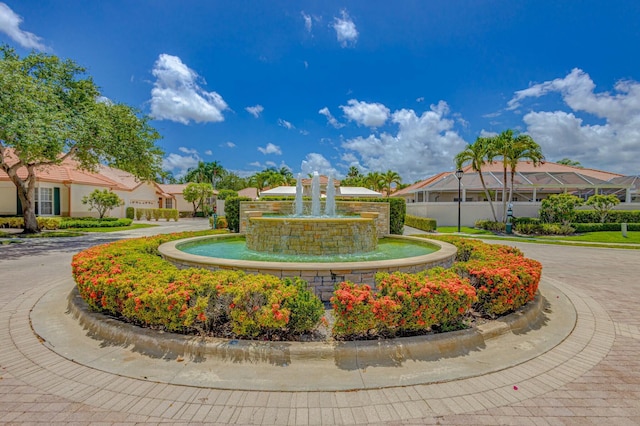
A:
[488, 129, 544, 222]
[0, 46, 162, 233]
[380, 169, 402, 197]
[364, 171, 384, 192]
[183, 161, 224, 187]
[182, 182, 214, 216]
[506, 134, 544, 207]
[455, 137, 498, 222]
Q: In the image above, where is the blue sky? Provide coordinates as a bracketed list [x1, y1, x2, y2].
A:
[2, 1, 640, 182]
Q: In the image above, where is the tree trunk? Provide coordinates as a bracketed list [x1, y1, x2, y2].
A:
[5, 165, 40, 234]
[478, 173, 498, 222]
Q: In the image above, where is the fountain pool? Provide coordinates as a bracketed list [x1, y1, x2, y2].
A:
[158, 171, 457, 301]
[159, 234, 457, 301]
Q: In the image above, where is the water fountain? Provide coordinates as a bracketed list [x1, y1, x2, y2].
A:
[158, 171, 457, 301]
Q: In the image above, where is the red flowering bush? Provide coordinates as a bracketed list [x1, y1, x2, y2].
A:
[331, 269, 476, 339]
[429, 236, 542, 317]
[72, 231, 324, 338]
[377, 268, 477, 333]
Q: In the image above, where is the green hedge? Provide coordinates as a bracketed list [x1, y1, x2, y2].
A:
[225, 197, 252, 232]
[59, 218, 133, 229]
[474, 220, 506, 232]
[574, 210, 640, 223]
[135, 208, 179, 221]
[515, 223, 575, 235]
[340, 197, 405, 234]
[571, 223, 640, 233]
[404, 214, 437, 232]
[0, 216, 133, 230]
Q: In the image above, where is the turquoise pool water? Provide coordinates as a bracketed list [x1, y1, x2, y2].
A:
[178, 236, 437, 263]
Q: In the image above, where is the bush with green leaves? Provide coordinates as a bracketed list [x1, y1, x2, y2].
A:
[515, 222, 574, 235]
[71, 231, 324, 338]
[474, 220, 506, 232]
[81, 189, 123, 219]
[59, 218, 133, 229]
[584, 194, 621, 223]
[224, 196, 251, 233]
[405, 214, 437, 232]
[126, 207, 135, 219]
[539, 193, 583, 226]
[217, 189, 238, 200]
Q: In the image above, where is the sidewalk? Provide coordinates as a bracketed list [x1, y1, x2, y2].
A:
[1, 222, 639, 424]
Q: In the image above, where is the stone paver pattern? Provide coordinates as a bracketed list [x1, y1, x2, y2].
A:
[1, 220, 639, 424]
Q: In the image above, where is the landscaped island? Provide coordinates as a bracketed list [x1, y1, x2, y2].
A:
[72, 231, 541, 341]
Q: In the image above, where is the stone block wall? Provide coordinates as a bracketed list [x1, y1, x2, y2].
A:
[240, 201, 390, 237]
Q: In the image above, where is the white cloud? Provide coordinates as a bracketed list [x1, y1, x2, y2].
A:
[178, 146, 198, 155]
[340, 99, 390, 127]
[479, 129, 498, 138]
[278, 118, 294, 129]
[299, 129, 309, 136]
[300, 153, 339, 177]
[204, 150, 213, 156]
[332, 9, 358, 47]
[416, 97, 425, 103]
[258, 142, 282, 155]
[162, 153, 200, 178]
[150, 54, 228, 124]
[301, 11, 312, 33]
[341, 101, 467, 182]
[245, 104, 264, 118]
[318, 107, 345, 128]
[225, 141, 236, 148]
[508, 68, 640, 173]
[0, 3, 47, 50]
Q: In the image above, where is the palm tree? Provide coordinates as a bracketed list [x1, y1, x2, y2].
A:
[488, 130, 544, 222]
[380, 170, 402, 197]
[455, 137, 498, 222]
[506, 134, 544, 206]
[557, 158, 582, 168]
[364, 171, 384, 192]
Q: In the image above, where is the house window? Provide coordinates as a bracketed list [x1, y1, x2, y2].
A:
[166, 199, 173, 209]
[35, 187, 54, 215]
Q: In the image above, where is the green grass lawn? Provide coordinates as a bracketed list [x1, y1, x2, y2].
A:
[537, 231, 640, 244]
[64, 223, 158, 233]
[436, 226, 494, 235]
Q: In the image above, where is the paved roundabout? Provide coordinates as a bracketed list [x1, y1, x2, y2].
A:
[1, 220, 639, 424]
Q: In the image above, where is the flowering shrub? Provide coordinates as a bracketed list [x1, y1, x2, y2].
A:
[430, 235, 542, 317]
[72, 231, 324, 338]
[331, 269, 476, 339]
[377, 268, 477, 333]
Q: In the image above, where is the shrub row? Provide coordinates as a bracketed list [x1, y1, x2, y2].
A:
[574, 210, 640, 224]
[71, 231, 325, 338]
[72, 231, 542, 341]
[423, 236, 541, 317]
[60, 218, 133, 229]
[515, 223, 575, 235]
[331, 236, 542, 339]
[404, 214, 437, 232]
[331, 268, 476, 339]
[135, 208, 179, 221]
[0, 217, 60, 229]
[474, 220, 506, 232]
[571, 222, 640, 233]
[0, 216, 132, 230]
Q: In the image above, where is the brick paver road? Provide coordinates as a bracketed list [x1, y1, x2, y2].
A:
[1, 222, 639, 424]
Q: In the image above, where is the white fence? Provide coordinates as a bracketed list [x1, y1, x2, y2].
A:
[406, 201, 640, 227]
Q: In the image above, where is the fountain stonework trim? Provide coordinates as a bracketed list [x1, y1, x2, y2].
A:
[239, 200, 391, 237]
[159, 235, 457, 301]
[245, 212, 379, 255]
